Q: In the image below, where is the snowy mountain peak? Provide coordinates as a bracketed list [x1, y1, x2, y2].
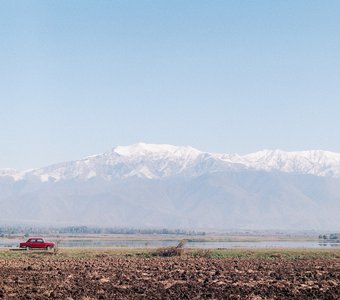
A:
[113, 142, 201, 158]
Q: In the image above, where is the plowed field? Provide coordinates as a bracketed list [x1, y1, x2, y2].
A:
[1, 255, 339, 299]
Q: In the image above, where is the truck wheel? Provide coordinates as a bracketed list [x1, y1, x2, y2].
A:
[46, 246, 51, 251]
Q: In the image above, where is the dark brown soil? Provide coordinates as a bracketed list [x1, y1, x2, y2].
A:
[0, 256, 339, 299]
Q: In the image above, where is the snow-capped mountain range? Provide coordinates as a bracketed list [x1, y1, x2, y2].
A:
[1, 143, 340, 230]
[0, 143, 340, 181]
[2, 143, 340, 182]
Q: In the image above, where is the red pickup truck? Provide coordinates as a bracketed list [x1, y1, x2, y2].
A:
[19, 237, 55, 250]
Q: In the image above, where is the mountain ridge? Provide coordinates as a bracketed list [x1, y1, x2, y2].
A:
[2, 143, 340, 182]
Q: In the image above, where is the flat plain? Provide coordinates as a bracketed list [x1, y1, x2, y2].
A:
[0, 248, 340, 299]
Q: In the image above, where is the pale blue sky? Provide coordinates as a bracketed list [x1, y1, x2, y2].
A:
[1, 1, 340, 170]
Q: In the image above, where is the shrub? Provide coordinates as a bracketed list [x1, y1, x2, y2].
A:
[151, 239, 187, 257]
[191, 249, 211, 258]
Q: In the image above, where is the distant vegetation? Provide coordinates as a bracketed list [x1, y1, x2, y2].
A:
[0, 225, 206, 237]
[318, 233, 340, 242]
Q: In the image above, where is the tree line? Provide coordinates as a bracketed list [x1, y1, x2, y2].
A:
[0, 225, 206, 236]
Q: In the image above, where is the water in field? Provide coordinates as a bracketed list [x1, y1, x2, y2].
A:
[1, 239, 340, 249]
[58, 240, 340, 249]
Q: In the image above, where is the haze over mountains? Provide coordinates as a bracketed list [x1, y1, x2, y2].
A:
[1, 143, 340, 230]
